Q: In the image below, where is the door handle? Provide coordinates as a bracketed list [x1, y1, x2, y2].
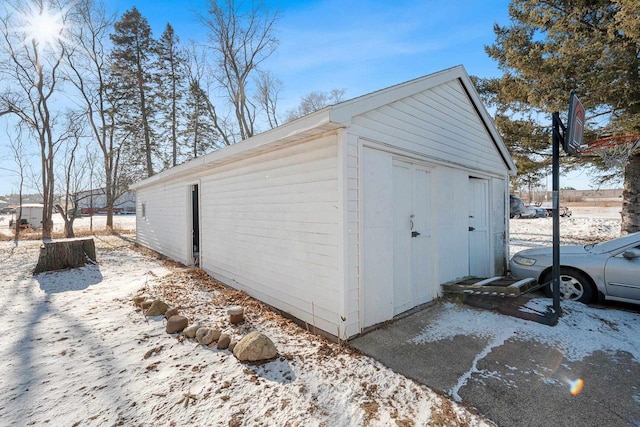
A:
[411, 231, 421, 237]
[469, 227, 475, 231]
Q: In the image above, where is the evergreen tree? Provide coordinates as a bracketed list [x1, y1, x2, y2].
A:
[109, 7, 157, 177]
[184, 78, 220, 158]
[155, 23, 188, 167]
[485, 0, 640, 233]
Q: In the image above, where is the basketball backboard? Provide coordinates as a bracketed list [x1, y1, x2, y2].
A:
[564, 92, 585, 155]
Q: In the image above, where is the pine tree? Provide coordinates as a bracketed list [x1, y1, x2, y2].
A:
[485, 0, 640, 233]
[155, 23, 188, 167]
[109, 7, 157, 177]
[184, 78, 220, 158]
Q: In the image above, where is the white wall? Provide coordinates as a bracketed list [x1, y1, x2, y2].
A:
[343, 133, 361, 337]
[197, 135, 343, 336]
[349, 79, 506, 175]
[136, 182, 190, 265]
[491, 177, 508, 275]
[349, 79, 511, 333]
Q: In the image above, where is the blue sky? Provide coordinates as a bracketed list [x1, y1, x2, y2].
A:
[0, 0, 609, 195]
[123, 0, 512, 111]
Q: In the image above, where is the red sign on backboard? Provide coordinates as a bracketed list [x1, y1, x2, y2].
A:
[564, 92, 585, 155]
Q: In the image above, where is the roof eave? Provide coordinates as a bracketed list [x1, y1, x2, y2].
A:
[131, 109, 340, 190]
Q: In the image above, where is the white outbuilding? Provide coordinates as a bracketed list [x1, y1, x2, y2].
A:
[132, 65, 517, 339]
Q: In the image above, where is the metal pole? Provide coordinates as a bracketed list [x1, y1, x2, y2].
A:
[551, 112, 562, 316]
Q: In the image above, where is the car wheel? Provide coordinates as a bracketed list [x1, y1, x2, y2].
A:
[542, 268, 594, 303]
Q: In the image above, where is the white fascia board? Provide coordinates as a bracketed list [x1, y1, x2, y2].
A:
[456, 68, 518, 175]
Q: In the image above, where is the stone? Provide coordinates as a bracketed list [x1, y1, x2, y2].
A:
[164, 307, 179, 319]
[132, 295, 148, 306]
[195, 327, 209, 342]
[146, 300, 169, 316]
[228, 306, 244, 324]
[233, 332, 277, 362]
[166, 315, 188, 334]
[183, 324, 200, 339]
[195, 327, 213, 345]
[196, 327, 221, 345]
[210, 329, 222, 342]
[140, 300, 154, 310]
[228, 341, 237, 352]
[217, 334, 231, 350]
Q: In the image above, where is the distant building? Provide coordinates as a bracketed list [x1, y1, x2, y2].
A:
[74, 189, 136, 214]
[17, 204, 44, 228]
[0, 199, 8, 209]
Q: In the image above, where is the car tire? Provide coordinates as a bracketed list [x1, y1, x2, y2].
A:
[542, 268, 594, 303]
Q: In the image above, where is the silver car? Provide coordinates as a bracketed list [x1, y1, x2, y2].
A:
[510, 232, 640, 304]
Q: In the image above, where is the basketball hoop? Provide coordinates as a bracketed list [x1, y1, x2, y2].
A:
[578, 134, 640, 168]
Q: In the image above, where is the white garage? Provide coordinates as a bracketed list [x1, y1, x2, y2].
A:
[132, 65, 517, 339]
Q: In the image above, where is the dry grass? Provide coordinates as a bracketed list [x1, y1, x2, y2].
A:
[0, 227, 134, 241]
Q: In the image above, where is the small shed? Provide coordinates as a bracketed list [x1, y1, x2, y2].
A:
[132, 65, 517, 339]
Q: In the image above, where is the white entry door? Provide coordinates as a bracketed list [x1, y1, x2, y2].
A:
[468, 177, 491, 277]
[393, 159, 436, 315]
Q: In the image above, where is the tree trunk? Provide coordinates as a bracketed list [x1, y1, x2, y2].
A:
[56, 204, 76, 238]
[34, 238, 97, 274]
[621, 151, 640, 234]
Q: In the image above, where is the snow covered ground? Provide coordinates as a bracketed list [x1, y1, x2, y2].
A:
[0, 235, 487, 426]
[509, 206, 622, 255]
[1, 204, 636, 426]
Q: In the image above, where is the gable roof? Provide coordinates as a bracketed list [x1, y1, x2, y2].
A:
[132, 65, 515, 190]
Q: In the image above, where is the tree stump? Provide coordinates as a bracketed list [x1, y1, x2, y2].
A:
[33, 238, 97, 274]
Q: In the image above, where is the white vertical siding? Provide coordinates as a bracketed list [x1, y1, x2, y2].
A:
[344, 133, 361, 337]
[136, 181, 190, 265]
[491, 177, 508, 275]
[198, 135, 342, 335]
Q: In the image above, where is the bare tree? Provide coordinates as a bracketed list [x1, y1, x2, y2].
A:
[200, 0, 279, 141]
[67, 0, 127, 230]
[0, 0, 74, 240]
[185, 42, 229, 148]
[3, 125, 27, 241]
[254, 70, 282, 129]
[84, 143, 100, 232]
[285, 89, 346, 122]
[55, 114, 87, 238]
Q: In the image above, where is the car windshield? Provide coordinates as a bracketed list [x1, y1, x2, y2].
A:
[586, 232, 640, 254]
